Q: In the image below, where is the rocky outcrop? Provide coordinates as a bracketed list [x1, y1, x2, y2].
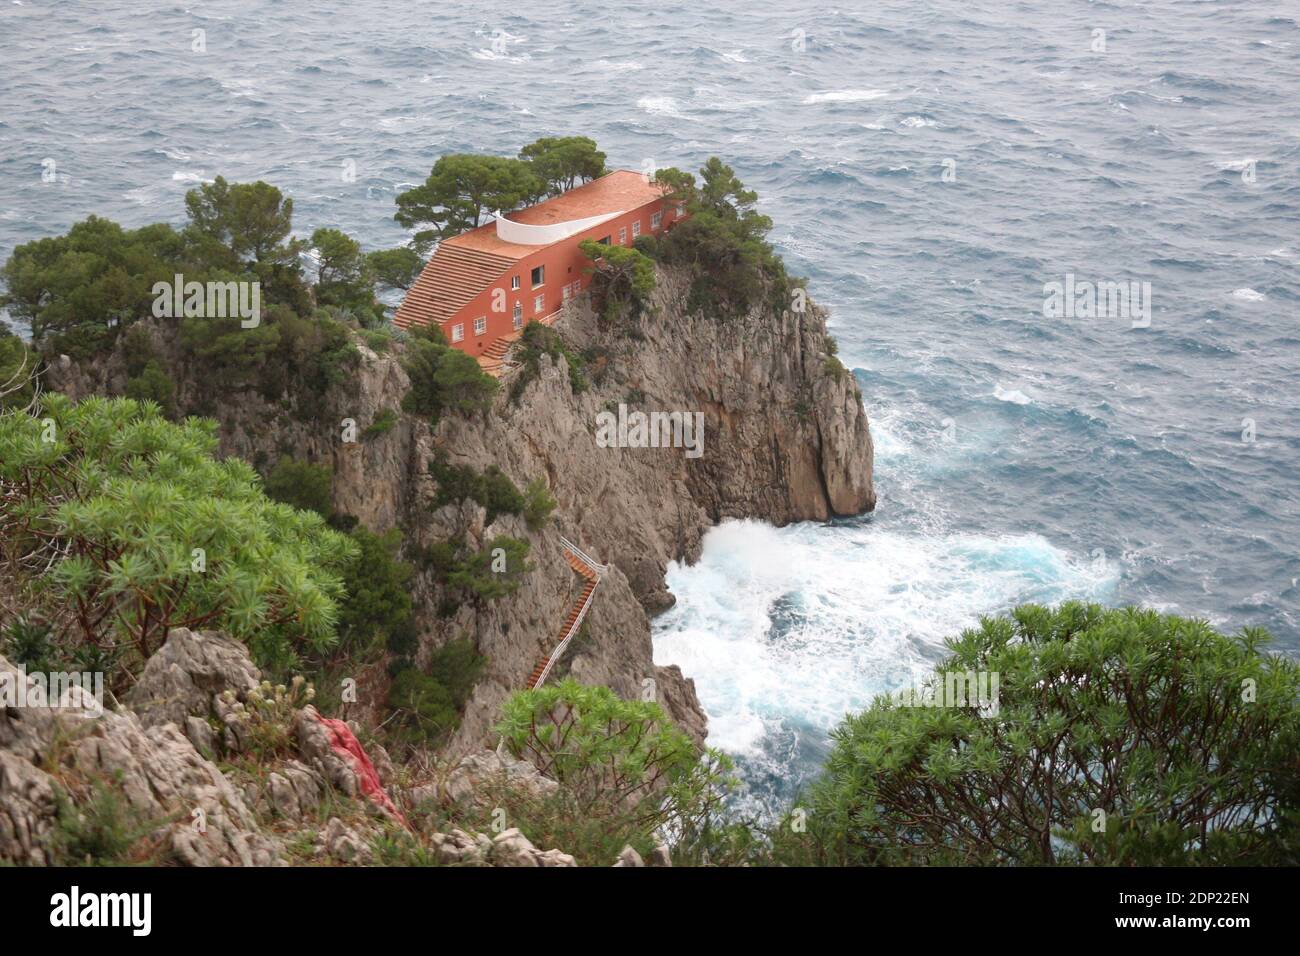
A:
[0, 651, 281, 866]
[38, 263, 874, 754]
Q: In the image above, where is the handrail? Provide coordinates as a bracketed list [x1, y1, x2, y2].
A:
[530, 538, 606, 689]
[559, 535, 609, 576]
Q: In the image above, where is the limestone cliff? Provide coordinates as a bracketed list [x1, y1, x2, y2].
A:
[41, 264, 874, 750]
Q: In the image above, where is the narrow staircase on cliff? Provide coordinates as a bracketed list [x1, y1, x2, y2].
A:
[526, 537, 607, 689]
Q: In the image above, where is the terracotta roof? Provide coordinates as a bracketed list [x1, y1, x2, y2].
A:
[392, 243, 514, 330]
[394, 170, 665, 330]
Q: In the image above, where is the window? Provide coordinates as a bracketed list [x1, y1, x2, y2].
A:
[531, 265, 544, 287]
[619, 227, 627, 244]
[598, 235, 611, 245]
[631, 220, 641, 238]
[534, 294, 545, 314]
[511, 275, 520, 290]
[513, 302, 523, 328]
[474, 316, 487, 335]
[651, 211, 662, 230]
[451, 323, 464, 343]
[563, 284, 572, 303]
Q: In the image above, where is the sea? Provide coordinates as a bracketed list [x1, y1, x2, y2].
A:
[2, 0, 1297, 814]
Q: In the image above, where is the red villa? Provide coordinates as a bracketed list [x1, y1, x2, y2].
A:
[393, 169, 678, 373]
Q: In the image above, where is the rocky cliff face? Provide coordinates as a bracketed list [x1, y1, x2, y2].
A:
[41, 264, 874, 751]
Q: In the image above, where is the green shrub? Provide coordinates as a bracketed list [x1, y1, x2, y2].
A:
[363, 408, 399, 439]
[428, 452, 529, 526]
[335, 527, 414, 660]
[386, 638, 486, 749]
[0, 395, 355, 674]
[788, 603, 1300, 866]
[124, 361, 177, 418]
[0, 331, 39, 411]
[264, 455, 333, 518]
[493, 681, 736, 864]
[401, 327, 497, 425]
[522, 477, 556, 531]
[47, 781, 171, 866]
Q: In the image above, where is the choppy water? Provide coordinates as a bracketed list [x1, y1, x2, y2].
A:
[2, 0, 1298, 811]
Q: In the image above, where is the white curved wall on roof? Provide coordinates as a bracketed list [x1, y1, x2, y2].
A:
[494, 210, 622, 246]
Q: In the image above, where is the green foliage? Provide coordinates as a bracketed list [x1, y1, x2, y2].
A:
[443, 535, 532, 604]
[263, 455, 333, 518]
[366, 247, 424, 293]
[223, 676, 316, 761]
[335, 527, 414, 659]
[653, 158, 790, 317]
[47, 781, 170, 866]
[184, 176, 302, 277]
[427, 453, 556, 537]
[508, 320, 586, 402]
[395, 154, 541, 247]
[577, 239, 656, 325]
[400, 332, 498, 425]
[362, 407, 399, 438]
[522, 477, 557, 532]
[494, 680, 736, 864]
[792, 603, 1300, 866]
[0, 395, 355, 673]
[0, 330, 38, 410]
[386, 638, 486, 749]
[519, 136, 607, 195]
[310, 228, 382, 325]
[0, 216, 186, 359]
[2, 613, 57, 672]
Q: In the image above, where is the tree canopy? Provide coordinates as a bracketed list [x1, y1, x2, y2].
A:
[786, 603, 1300, 866]
[0, 394, 356, 677]
[393, 136, 610, 248]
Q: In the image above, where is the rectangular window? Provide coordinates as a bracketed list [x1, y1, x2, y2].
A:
[474, 316, 487, 335]
[619, 227, 627, 244]
[513, 302, 523, 328]
[511, 275, 520, 290]
[531, 265, 545, 287]
[534, 294, 545, 314]
[631, 220, 641, 238]
[562, 284, 572, 302]
[651, 211, 663, 230]
[451, 323, 464, 343]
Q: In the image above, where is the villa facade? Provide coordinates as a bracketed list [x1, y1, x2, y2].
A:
[393, 170, 678, 371]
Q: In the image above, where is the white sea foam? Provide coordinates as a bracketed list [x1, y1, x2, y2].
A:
[637, 95, 686, 118]
[994, 384, 1032, 404]
[1232, 287, 1266, 301]
[653, 517, 1119, 773]
[804, 89, 889, 104]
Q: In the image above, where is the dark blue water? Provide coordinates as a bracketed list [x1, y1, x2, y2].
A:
[2, 0, 1297, 811]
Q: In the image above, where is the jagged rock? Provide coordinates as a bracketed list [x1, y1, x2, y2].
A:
[490, 827, 540, 867]
[0, 652, 282, 866]
[0, 751, 60, 865]
[613, 845, 645, 867]
[430, 828, 486, 866]
[319, 817, 372, 864]
[293, 706, 360, 799]
[440, 748, 559, 805]
[535, 848, 577, 867]
[124, 628, 261, 744]
[649, 844, 673, 867]
[263, 760, 325, 821]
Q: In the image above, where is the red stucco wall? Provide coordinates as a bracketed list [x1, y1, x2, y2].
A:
[445, 196, 676, 356]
